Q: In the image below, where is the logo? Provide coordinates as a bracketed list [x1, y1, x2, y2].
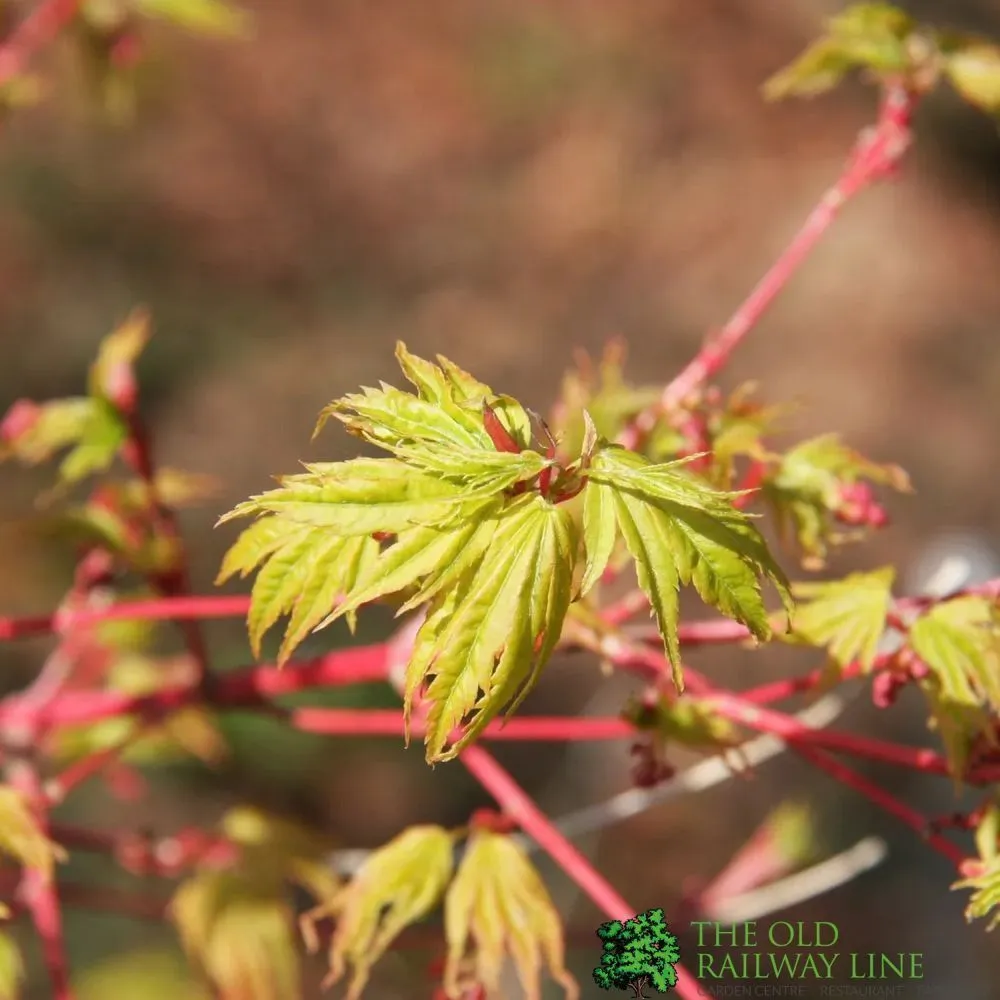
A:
[592, 907, 680, 997]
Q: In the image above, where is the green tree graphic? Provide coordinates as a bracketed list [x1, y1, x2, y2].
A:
[592, 907, 680, 997]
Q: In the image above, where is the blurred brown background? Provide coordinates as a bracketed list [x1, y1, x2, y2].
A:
[2, 0, 1000, 996]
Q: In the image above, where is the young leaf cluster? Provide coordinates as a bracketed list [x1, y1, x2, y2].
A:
[57, 1, 250, 124]
[301, 823, 576, 1000]
[907, 595, 1000, 782]
[954, 801, 1000, 932]
[0, 311, 149, 493]
[221, 344, 792, 762]
[169, 807, 338, 1000]
[765, 2, 1000, 119]
[762, 434, 910, 568]
[301, 824, 455, 1000]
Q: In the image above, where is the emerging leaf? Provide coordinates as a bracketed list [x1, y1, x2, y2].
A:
[87, 308, 149, 405]
[171, 869, 301, 1000]
[910, 597, 1000, 785]
[221, 806, 340, 904]
[0, 396, 126, 488]
[444, 830, 578, 1000]
[548, 340, 661, 459]
[786, 567, 896, 671]
[171, 806, 338, 1000]
[316, 343, 536, 465]
[764, 3, 917, 101]
[954, 854, 1000, 930]
[624, 692, 741, 758]
[702, 382, 789, 487]
[762, 433, 909, 568]
[0, 787, 66, 883]
[919, 682, 992, 787]
[302, 825, 454, 1000]
[582, 445, 792, 689]
[51, 653, 228, 767]
[219, 348, 583, 759]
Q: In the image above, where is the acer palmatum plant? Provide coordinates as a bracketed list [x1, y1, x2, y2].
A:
[2, 3, 1000, 1000]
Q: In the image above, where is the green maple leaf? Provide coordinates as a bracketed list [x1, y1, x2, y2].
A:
[405, 492, 577, 761]
[220, 345, 792, 763]
[764, 4, 916, 101]
[786, 567, 896, 671]
[218, 455, 517, 664]
[580, 444, 792, 690]
[909, 597, 1000, 710]
[216, 513, 381, 660]
[218, 346, 574, 761]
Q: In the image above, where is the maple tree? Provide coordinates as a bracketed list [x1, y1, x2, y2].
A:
[0, 3, 1000, 1000]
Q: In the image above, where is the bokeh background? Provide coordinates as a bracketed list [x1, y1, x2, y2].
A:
[2, 0, 1000, 996]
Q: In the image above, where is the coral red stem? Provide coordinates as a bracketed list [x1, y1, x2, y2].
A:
[0, 642, 390, 731]
[292, 709, 634, 741]
[620, 83, 915, 445]
[792, 745, 966, 867]
[0, 0, 82, 85]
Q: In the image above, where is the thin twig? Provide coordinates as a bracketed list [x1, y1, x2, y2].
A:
[619, 82, 916, 446]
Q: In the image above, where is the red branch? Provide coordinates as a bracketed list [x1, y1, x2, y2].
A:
[620, 82, 915, 445]
[683, 673, 968, 866]
[791, 745, 966, 867]
[0, 0, 82, 86]
[0, 594, 252, 641]
[292, 709, 633, 741]
[0, 642, 391, 733]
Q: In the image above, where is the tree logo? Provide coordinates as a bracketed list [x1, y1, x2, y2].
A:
[592, 907, 680, 998]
